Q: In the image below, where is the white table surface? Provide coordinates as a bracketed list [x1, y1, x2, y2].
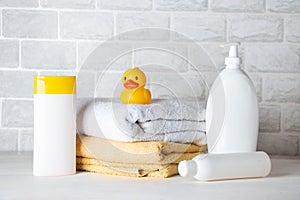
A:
[0, 152, 299, 200]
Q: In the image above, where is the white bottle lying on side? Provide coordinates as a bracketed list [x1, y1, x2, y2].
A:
[178, 152, 271, 181]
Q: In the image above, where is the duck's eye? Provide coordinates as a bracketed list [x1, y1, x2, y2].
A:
[135, 76, 138, 80]
[124, 77, 126, 80]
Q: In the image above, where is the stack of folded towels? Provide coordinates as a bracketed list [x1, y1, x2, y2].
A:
[77, 99, 207, 178]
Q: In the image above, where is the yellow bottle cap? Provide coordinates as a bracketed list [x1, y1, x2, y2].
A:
[34, 76, 76, 94]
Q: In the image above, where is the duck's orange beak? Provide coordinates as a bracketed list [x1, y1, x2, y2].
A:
[124, 79, 139, 89]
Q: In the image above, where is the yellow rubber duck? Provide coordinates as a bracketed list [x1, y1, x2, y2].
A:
[120, 67, 151, 104]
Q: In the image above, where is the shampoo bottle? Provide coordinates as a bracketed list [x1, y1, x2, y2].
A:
[178, 152, 271, 181]
[206, 43, 258, 153]
[34, 76, 76, 176]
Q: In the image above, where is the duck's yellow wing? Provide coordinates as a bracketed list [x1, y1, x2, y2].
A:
[120, 90, 130, 104]
[143, 88, 151, 104]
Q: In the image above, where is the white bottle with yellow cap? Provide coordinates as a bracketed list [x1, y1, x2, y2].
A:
[33, 76, 76, 176]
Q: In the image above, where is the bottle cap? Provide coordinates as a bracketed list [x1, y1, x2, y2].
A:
[34, 76, 76, 94]
[222, 43, 241, 69]
[178, 160, 197, 178]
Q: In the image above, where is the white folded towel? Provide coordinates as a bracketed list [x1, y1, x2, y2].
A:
[140, 120, 205, 134]
[77, 98, 206, 145]
[126, 99, 206, 123]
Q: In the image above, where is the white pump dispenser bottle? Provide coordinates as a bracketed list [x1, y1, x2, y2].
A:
[206, 43, 259, 153]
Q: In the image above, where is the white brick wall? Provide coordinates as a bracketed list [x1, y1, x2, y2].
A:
[19, 129, 33, 151]
[228, 15, 283, 42]
[171, 15, 226, 41]
[244, 45, 300, 72]
[60, 12, 113, 40]
[0, 129, 18, 151]
[0, 0, 299, 155]
[3, 10, 58, 38]
[282, 106, 300, 133]
[100, 0, 152, 10]
[259, 105, 281, 132]
[264, 75, 300, 103]
[154, 0, 208, 11]
[0, 71, 34, 98]
[116, 13, 170, 40]
[41, 0, 96, 9]
[267, 0, 300, 13]
[78, 41, 133, 71]
[286, 16, 300, 42]
[21, 41, 76, 69]
[0, 40, 19, 68]
[0, 0, 38, 8]
[210, 0, 264, 13]
[133, 42, 189, 72]
[2, 100, 33, 128]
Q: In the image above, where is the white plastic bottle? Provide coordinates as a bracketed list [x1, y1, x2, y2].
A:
[34, 76, 76, 176]
[206, 43, 258, 153]
[178, 152, 271, 181]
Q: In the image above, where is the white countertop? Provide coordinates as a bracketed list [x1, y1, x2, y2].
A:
[0, 153, 299, 200]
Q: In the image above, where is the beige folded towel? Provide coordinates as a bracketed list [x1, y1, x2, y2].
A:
[77, 157, 179, 178]
[76, 135, 207, 177]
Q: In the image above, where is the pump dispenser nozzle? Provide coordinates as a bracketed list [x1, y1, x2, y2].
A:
[229, 45, 238, 57]
[222, 43, 241, 69]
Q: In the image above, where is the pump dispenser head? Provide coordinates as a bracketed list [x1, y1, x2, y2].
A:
[222, 43, 241, 69]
